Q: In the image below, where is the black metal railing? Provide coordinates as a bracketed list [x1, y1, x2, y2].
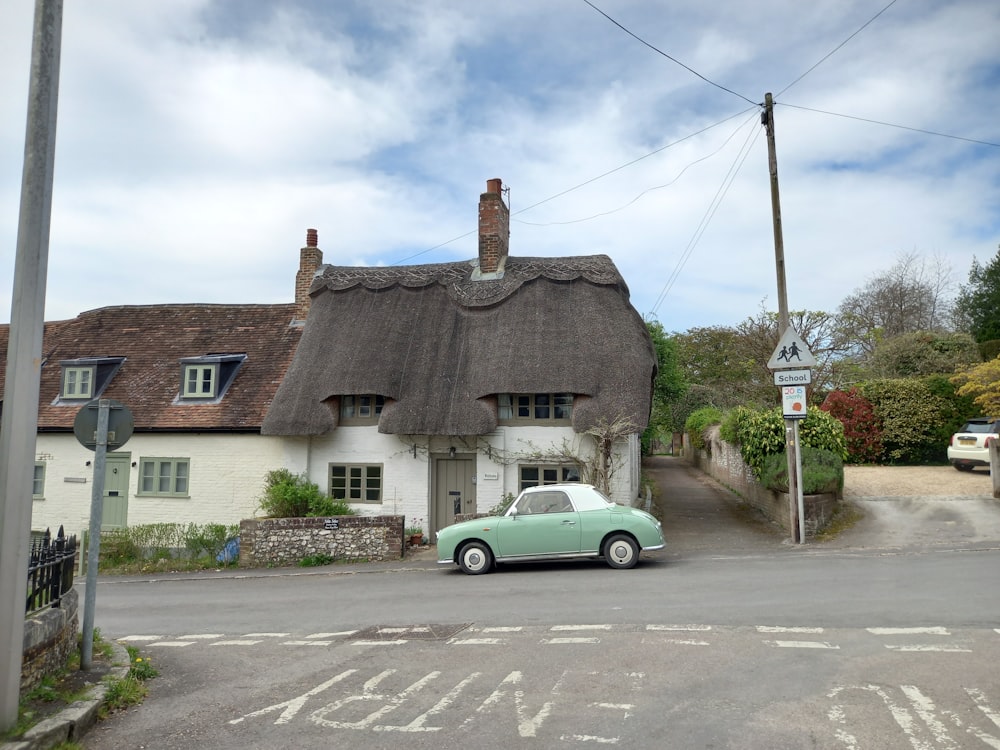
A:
[26, 526, 77, 615]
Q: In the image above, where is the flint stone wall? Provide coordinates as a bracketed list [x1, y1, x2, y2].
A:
[239, 516, 404, 567]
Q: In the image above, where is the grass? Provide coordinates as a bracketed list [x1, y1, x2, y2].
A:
[813, 502, 865, 541]
[4, 632, 159, 740]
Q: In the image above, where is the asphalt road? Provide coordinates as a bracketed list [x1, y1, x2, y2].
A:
[79, 458, 1000, 749]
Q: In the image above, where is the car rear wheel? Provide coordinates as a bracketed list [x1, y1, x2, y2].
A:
[603, 534, 638, 569]
[458, 541, 493, 575]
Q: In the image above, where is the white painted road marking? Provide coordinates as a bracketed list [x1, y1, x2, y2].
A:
[766, 640, 840, 649]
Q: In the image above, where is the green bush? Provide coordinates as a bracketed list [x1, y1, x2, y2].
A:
[258, 469, 356, 518]
[684, 406, 724, 450]
[759, 447, 843, 494]
[99, 523, 240, 569]
[857, 378, 955, 464]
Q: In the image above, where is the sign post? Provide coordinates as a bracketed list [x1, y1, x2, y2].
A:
[73, 399, 133, 669]
[768, 329, 814, 544]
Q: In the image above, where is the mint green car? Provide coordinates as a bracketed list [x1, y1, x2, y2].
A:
[436, 483, 665, 574]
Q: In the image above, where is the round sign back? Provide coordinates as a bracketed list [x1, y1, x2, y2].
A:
[73, 399, 135, 451]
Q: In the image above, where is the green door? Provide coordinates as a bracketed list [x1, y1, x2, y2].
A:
[101, 454, 131, 529]
[432, 457, 476, 536]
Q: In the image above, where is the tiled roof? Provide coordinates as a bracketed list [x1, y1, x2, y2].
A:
[0, 304, 301, 431]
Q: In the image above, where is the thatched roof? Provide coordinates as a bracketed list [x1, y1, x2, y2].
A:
[262, 255, 656, 437]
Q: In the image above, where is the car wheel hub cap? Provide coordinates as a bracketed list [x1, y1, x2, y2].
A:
[468, 553, 481, 566]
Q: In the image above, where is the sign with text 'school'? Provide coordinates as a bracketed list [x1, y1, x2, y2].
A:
[767, 327, 817, 370]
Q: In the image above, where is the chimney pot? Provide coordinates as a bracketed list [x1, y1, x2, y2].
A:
[306, 228, 318, 247]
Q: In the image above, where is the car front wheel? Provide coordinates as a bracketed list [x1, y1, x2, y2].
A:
[458, 541, 494, 575]
[603, 534, 638, 569]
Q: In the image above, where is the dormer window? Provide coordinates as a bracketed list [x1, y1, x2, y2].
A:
[340, 394, 385, 425]
[498, 393, 573, 423]
[57, 357, 125, 402]
[178, 354, 246, 403]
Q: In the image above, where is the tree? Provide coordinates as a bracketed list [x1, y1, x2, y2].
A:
[953, 245, 1000, 345]
[950, 356, 1000, 415]
[643, 320, 688, 449]
[867, 331, 980, 378]
[819, 388, 883, 464]
[836, 252, 954, 358]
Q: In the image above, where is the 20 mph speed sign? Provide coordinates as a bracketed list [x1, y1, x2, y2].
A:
[782, 385, 807, 419]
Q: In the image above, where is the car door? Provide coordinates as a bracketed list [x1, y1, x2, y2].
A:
[496, 489, 581, 558]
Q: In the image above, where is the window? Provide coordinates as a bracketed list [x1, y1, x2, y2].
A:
[138, 458, 190, 496]
[340, 395, 385, 424]
[183, 365, 216, 398]
[329, 464, 382, 503]
[61, 367, 94, 399]
[519, 464, 581, 491]
[33, 463, 45, 499]
[178, 354, 246, 402]
[499, 393, 572, 422]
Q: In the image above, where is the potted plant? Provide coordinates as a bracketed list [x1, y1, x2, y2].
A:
[405, 520, 425, 546]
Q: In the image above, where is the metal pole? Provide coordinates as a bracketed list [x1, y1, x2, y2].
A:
[793, 420, 806, 544]
[0, 0, 63, 730]
[763, 92, 803, 543]
[81, 400, 109, 670]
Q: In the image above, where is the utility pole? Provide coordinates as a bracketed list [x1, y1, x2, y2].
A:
[0, 0, 63, 731]
[763, 92, 805, 543]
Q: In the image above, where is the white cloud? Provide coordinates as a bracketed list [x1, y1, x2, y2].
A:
[2, 0, 998, 333]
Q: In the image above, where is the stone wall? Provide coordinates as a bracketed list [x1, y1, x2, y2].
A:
[22, 588, 80, 693]
[683, 426, 841, 537]
[239, 516, 405, 567]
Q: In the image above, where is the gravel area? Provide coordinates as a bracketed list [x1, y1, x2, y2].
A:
[844, 465, 996, 498]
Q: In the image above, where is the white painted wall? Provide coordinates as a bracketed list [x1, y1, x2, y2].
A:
[31, 433, 291, 534]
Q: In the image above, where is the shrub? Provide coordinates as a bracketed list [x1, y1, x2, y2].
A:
[723, 405, 846, 479]
[759, 447, 843, 494]
[820, 388, 884, 464]
[258, 469, 355, 518]
[857, 378, 951, 464]
[684, 406, 724, 451]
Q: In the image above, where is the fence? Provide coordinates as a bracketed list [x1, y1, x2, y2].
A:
[26, 525, 78, 615]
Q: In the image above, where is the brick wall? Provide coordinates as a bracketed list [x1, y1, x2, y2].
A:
[239, 515, 405, 567]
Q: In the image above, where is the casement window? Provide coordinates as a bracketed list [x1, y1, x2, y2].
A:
[178, 354, 246, 402]
[61, 366, 94, 399]
[138, 458, 190, 497]
[340, 395, 385, 424]
[57, 357, 125, 402]
[33, 462, 46, 499]
[329, 464, 382, 503]
[519, 464, 581, 491]
[498, 393, 573, 423]
[183, 365, 216, 398]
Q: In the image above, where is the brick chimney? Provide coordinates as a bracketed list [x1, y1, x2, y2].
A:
[294, 228, 323, 323]
[477, 178, 509, 277]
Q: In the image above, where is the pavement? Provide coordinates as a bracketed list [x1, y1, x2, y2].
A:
[8, 455, 1000, 748]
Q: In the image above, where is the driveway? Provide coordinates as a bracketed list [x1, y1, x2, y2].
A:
[644, 456, 1000, 553]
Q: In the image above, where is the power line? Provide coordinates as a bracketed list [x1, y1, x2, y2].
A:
[777, 0, 901, 98]
[581, 0, 758, 107]
[650, 114, 761, 316]
[777, 102, 1000, 148]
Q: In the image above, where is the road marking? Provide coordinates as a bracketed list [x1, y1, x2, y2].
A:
[118, 635, 163, 642]
[450, 638, 505, 645]
[884, 645, 972, 653]
[646, 624, 712, 631]
[482, 626, 523, 633]
[766, 640, 840, 650]
[656, 638, 711, 646]
[550, 624, 613, 631]
[283, 640, 334, 646]
[148, 641, 196, 647]
[212, 640, 262, 646]
[867, 627, 950, 636]
[352, 640, 409, 646]
[306, 631, 357, 639]
[243, 632, 291, 637]
[757, 626, 824, 633]
[178, 633, 224, 639]
[543, 637, 601, 644]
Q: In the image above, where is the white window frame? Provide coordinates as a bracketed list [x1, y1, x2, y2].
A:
[340, 395, 385, 424]
[138, 458, 190, 497]
[499, 393, 573, 423]
[519, 464, 581, 491]
[33, 462, 45, 499]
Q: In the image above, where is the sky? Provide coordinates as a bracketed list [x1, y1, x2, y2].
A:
[1, 0, 998, 333]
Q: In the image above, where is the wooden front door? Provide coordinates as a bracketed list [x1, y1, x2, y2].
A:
[432, 456, 476, 536]
[101, 453, 131, 529]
